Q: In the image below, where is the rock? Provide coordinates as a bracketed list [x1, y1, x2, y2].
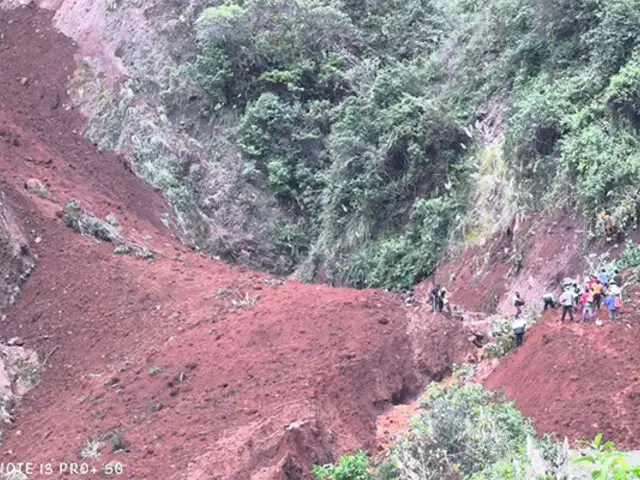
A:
[34, 237, 41, 244]
[24, 178, 44, 191]
[378, 318, 389, 325]
[7, 337, 24, 347]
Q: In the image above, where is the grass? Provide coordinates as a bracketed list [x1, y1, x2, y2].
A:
[25, 183, 57, 203]
[0, 472, 30, 480]
[63, 199, 155, 259]
[12, 358, 41, 389]
[149, 366, 165, 376]
[79, 438, 104, 459]
[231, 292, 257, 309]
[99, 430, 128, 453]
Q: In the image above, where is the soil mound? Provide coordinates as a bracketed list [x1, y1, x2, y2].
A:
[484, 305, 640, 449]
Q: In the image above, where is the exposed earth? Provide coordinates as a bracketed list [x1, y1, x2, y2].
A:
[485, 304, 640, 450]
[2, 3, 640, 480]
[0, 6, 475, 479]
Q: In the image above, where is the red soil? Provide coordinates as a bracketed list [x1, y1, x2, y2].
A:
[434, 213, 585, 315]
[485, 303, 640, 449]
[0, 6, 474, 479]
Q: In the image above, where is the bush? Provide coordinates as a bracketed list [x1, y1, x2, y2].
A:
[386, 382, 564, 479]
[573, 434, 640, 478]
[313, 451, 372, 480]
[617, 240, 640, 270]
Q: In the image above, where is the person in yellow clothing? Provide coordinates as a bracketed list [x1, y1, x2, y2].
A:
[600, 212, 613, 237]
[591, 280, 603, 311]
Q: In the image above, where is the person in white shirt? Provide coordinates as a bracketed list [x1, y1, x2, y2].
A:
[513, 317, 526, 346]
[558, 286, 576, 322]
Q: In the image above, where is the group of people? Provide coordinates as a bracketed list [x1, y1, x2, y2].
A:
[512, 268, 624, 346]
[543, 268, 623, 323]
[429, 284, 452, 314]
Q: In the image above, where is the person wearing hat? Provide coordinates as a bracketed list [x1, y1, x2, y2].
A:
[559, 285, 577, 322]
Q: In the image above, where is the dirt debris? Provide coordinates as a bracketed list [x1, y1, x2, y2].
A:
[485, 304, 640, 449]
[0, 6, 476, 479]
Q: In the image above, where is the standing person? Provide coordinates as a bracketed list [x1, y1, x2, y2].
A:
[601, 212, 614, 239]
[612, 269, 622, 288]
[543, 292, 556, 311]
[598, 268, 611, 287]
[592, 280, 603, 311]
[559, 286, 576, 322]
[573, 283, 581, 308]
[580, 290, 593, 323]
[430, 284, 441, 312]
[608, 281, 621, 299]
[513, 315, 526, 347]
[513, 291, 525, 318]
[603, 294, 620, 322]
[439, 287, 451, 314]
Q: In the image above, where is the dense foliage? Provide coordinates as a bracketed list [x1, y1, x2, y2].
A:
[180, 0, 640, 289]
[314, 380, 568, 479]
[314, 378, 640, 479]
[190, 0, 470, 290]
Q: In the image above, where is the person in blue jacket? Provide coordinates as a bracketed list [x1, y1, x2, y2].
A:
[598, 268, 611, 287]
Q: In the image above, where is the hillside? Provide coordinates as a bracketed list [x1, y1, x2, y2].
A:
[22, 0, 640, 295]
[485, 305, 640, 449]
[0, 6, 475, 479]
[4, 1, 640, 479]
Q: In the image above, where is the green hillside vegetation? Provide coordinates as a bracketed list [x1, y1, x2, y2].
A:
[104, 0, 640, 291]
[314, 374, 640, 479]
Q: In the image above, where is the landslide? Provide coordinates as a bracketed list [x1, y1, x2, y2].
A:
[484, 303, 640, 449]
[0, 6, 475, 479]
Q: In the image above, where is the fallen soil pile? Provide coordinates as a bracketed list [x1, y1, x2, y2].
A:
[485, 303, 640, 449]
[0, 6, 475, 479]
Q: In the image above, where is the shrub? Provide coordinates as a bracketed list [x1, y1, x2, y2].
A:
[385, 382, 566, 479]
[617, 241, 640, 270]
[573, 433, 640, 478]
[313, 451, 372, 480]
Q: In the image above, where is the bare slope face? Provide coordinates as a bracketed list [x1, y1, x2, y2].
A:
[0, 0, 290, 273]
[0, 190, 33, 312]
[0, 6, 475, 478]
[485, 305, 640, 449]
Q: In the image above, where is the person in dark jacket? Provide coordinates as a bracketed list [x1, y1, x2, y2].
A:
[430, 284, 441, 312]
[612, 270, 622, 287]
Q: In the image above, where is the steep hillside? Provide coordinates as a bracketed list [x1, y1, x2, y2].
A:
[15, 0, 640, 295]
[485, 304, 640, 449]
[0, 6, 476, 479]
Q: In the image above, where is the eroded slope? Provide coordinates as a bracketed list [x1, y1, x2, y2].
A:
[0, 6, 475, 478]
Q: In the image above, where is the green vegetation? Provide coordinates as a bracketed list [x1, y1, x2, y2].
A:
[313, 451, 372, 480]
[187, 0, 640, 290]
[485, 311, 540, 358]
[617, 241, 640, 270]
[63, 200, 155, 259]
[86, 0, 640, 290]
[314, 377, 640, 479]
[574, 434, 640, 478]
[314, 380, 566, 479]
